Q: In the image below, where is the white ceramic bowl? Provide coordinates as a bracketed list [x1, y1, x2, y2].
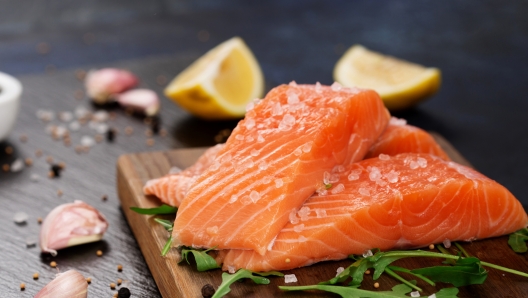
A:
[0, 72, 22, 141]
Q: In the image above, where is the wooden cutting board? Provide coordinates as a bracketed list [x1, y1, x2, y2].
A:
[117, 134, 528, 298]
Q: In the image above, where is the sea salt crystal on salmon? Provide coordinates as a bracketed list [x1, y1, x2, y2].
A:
[218, 153, 528, 271]
[172, 84, 390, 254]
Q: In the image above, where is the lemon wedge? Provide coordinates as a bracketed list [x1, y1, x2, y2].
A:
[333, 45, 441, 111]
[165, 37, 264, 120]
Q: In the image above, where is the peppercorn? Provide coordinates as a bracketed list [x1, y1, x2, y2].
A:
[117, 287, 131, 298]
[106, 128, 116, 142]
[201, 284, 215, 298]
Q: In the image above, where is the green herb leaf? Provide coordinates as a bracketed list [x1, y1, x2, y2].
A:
[130, 204, 177, 215]
[411, 257, 487, 287]
[325, 183, 332, 189]
[212, 269, 283, 298]
[281, 282, 415, 298]
[179, 247, 220, 271]
[508, 228, 528, 253]
[433, 287, 460, 298]
[387, 265, 435, 286]
[154, 218, 173, 231]
[161, 236, 173, 256]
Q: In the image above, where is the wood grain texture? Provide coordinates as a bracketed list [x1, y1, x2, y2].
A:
[117, 137, 528, 298]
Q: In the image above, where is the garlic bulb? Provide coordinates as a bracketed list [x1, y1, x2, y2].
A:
[40, 200, 108, 256]
[115, 89, 160, 116]
[34, 269, 88, 298]
[85, 68, 138, 104]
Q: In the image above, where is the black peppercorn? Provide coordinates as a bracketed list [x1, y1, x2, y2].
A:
[150, 116, 160, 134]
[117, 287, 131, 298]
[106, 128, 116, 142]
[201, 284, 215, 298]
[50, 164, 62, 177]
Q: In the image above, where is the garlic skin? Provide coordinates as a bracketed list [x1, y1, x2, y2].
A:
[85, 68, 138, 104]
[40, 200, 109, 256]
[116, 88, 160, 116]
[34, 269, 88, 298]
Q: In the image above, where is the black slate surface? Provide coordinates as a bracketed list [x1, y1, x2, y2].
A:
[0, 1, 527, 296]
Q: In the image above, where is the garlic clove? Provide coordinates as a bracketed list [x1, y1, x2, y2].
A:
[40, 200, 108, 256]
[84, 68, 138, 104]
[115, 88, 160, 116]
[34, 269, 88, 298]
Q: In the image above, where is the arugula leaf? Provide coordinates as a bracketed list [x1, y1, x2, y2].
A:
[387, 265, 435, 286]
[281, 282, 415, 298]
[212, 269, 283, 298]
[179, 247, 220, 271]
[130, 204, 177, 215]
[411, 257, 487, 287]
[154, 218, 173, 231]
[319, 260, 360, 285]
[508, 228, 528, 253]
[161, 236, 173, 256]
[433, 287, 460, 298]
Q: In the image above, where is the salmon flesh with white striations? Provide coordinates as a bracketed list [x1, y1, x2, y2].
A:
[365, 117, 450, 161]
[171, 83, 390, 254]
[143, 144, 224, 207]
[217, 153, 528, 272]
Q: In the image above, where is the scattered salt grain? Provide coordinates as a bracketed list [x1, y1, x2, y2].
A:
[37, 109, 55, 121]
[14, 212, 28, 224]
[316, 189, 328, 196]
[332, 165, 346, 173]
[409, 160, 419, 170]
[293, 224, 304, 233]
[229, 195, 238, 204]
[30, 174, 40, 182]
[417, 157, 428, 168]
[59, 111, 74, 122]
[249, 190, 260, 203]
[443, 239, 451, 248]
[235, 134, 244, 141]
[287, 91, 300, 105]
[368, 167, 382, 181]
[362, 249, 373, 258]
[428, 294, 437, 298]
[293, 148, 302, 156]
[298, 236, 307, 242]
[245, 135, 254, 142]
[278, 114, 295, 131]
[331, 82, 342, 91]
[275, 178, 283, 188]
[11, 159, 24, 172]
[298, 206, 311, 221]
[384, 170, 399, 183]
[335, 267, 345, 277]
[302, 142, 313, 153]
[245, 118, 255, 130]
[257, 134, 265, 143]
[315, 82, 322, 93]
[69, 121, 81, 131]
[427, 176, 437, 182]
[284, 274, 297, 283]
[92, 110, 109, 122]
[209, 162, 220, 171]
[245, 102, 254, 112]
[80, 136, 95, 147]
[389, 117, 407, 126]
[315, 209, 327, 218]
[289, 209, 299, 224]
[359, 188, 370, 196]
[258, 162, 268, 171]
[96, 123, 109, 134]
[323, 171, 331, 184]
[348, 170, 361, 181]
[169, 166, 182, 174]
[228, 266, 236, 274]
[25, 237, 37, 248]
[410, 291, 420, 297]
[75, 106, 89, 119]
[272, 102, 283, 116]
[262, 176, 272, 184]
[250, 149, 260, 157]
[331, 183, 345, 194]
[379, 154, 390, 161]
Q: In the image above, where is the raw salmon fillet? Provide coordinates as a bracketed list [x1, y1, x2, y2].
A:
[365, 117, 450, 160]
[218, 153, 528, 272]
[172, 83, 390, 254]
[143, 144, 224, 207]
